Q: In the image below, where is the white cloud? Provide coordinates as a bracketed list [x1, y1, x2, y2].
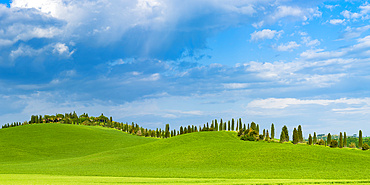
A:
[325, 4, 339, 11]
[223, 83, 249, 89]
[301, 35, 370, 60]
[341, 4, 370, 20]
[329, 19, 345, 25]
[342, 25, 370, 39]
[250, 29, 283, 41]
[53, 43, 74, 57]
[141, 73, 160, 81]
[247, 98, 370, 109]
[272, 6, 321, 21]
[301, 36, 320, 47]
[276, 41, 300, 51]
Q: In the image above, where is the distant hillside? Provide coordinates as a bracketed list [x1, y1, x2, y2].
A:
[0, 123, 370, 180]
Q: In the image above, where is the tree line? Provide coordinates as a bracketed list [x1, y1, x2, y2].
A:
[1, 112, 369, 150]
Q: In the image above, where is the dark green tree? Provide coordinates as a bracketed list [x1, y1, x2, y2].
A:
[256, 124, 259, 134]
[271, 123, 275, 140]
[330, 140, 338, 148]
[228, 121, 230, 131]
[281, 125, 289, 142]
[263, 129, 266, 139]
[239, 118, 242, 132]
[359, 130, 363, 149]
[265, 130, 269, 141]
[219, 121, 223, 131]
[313, 132, 317, 144]
[180, 126, 184, 135]
[344, 132, 347, 147]
[215, 120, 218, 131]
[339, 132, 343, 148]
[327, 133, 331, 147]
[293, 128, 298, 144]
[308, 134, 312, 145]
[251, 122, 257, 131]
[298, 125, 303, 143]
[231, 119, 235, 131]
[165, 124, 170, 138]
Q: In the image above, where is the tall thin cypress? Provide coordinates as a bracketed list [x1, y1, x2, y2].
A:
[359, 130, 363, 149]
[293, 128, 298, 144]
[313, 132, 317, 144]
[339, 132, 343, 148]
[215, 120, 218, 131]
[271, 123, 275, 140]
[327, 133, 331, 147]
[231, 119, 235, 131]
[308, 134, 312, 145]
[298, 125, 303, 143]
[239, 118, 242, 132]
[344, 132, 347, 147]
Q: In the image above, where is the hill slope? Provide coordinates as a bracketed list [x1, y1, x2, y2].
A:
[1, 124, 370, 180]
[0, 123, 157, 163]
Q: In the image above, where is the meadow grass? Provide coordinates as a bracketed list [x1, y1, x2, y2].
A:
[1, 124, 370, 184]
[1, 174, 370, 185]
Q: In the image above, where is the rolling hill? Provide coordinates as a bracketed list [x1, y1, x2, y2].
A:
[1, 123, 370, 184]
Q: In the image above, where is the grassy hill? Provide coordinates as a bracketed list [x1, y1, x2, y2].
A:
[1, 123, 370, 184]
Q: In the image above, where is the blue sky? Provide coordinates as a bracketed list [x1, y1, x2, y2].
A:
[1, 0, 370, 137]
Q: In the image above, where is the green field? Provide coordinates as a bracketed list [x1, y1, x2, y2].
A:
[1, 124, 370, 184]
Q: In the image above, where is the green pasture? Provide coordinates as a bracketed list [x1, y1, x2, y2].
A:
[0, 124, 369, 184]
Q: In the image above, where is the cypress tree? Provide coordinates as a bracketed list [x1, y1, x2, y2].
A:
[231, 119, 235, 131]
[313, 132, 317, 144]
[308, 134, 312, 145]
[263, 129, 266, 139]
[219, 122, 223, 131]
[293, 128, 298, 144]
[228, 121, 230, 131]
[282, 125, 289, 142]
[243, 124, 246, 131]
[257, 124, 259, 134]
[327, 133, 331, 147]
[251, 122, 256, 131]
[184, 127, 187, 134]
[265, 130, 269, 141]
[223, 122, 226, 130]
[359, 130, 363, 149]
[236, 119, 239, 131]
[339, 132, 343, 148]
[165, 124, 170, 138]
[207, 122, 209, 130]
[271, 123, 275, 140]
[298, 125, 303, 143]
[344, 132, 347, 147]
[280, 130, 285, 143]
[180, 126, 184, 135]
[215, 120, 218, 131]
[239, 118, 242, 130]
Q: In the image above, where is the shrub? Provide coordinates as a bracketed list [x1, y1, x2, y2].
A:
[330, 140, 338, 148]
[246, 136, 256, 141]
[349, 142, 356, 148]
[318, 139, 325, 145]
[362, 143, 369, 151]
[240, 135, 255, 141]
